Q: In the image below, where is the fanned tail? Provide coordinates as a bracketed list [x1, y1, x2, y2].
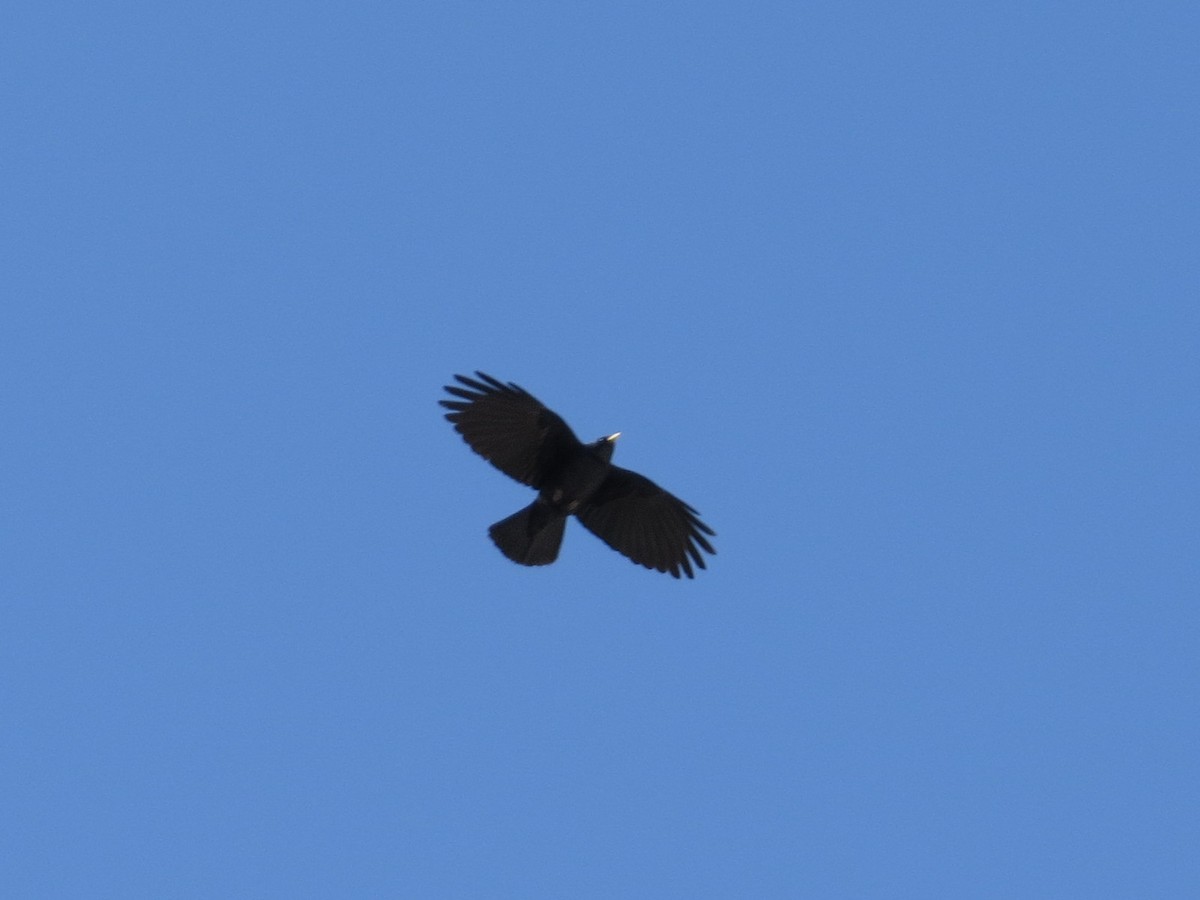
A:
[488, 501, 566, 566]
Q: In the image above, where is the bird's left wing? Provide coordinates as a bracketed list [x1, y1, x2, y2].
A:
[575, 465, 716, 578]
[440, 372, 582, 489]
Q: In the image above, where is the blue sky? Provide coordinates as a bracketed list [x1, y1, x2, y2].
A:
[4, 1, 1197, 896]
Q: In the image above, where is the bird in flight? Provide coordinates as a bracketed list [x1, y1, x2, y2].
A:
[440, 372, 715, 578]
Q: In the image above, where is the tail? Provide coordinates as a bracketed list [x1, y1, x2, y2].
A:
[488, 501, 566, 566]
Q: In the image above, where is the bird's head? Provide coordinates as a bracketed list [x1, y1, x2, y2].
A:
[590, 432, 620, 462]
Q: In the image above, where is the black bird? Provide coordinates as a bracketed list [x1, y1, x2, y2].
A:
[440, 372, 715, 578]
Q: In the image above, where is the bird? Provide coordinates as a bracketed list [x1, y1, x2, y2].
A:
[440, 372, 715, 578]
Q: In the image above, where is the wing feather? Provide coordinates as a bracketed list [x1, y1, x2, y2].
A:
[439, 372, 582, 488]
[575, 465, 716, 579]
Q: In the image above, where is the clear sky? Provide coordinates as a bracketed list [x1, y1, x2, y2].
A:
[4, 2, 1197, 897]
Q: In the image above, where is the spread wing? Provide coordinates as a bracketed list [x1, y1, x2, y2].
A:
[576, 465, 716, 578]
[440, 372, 582, 489]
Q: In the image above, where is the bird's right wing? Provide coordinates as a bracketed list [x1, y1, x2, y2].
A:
[576, 465, 716, 579]
[440, 372, 582, 489]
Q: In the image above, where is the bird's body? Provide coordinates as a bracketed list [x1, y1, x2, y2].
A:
[440, 372, 715, 578]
